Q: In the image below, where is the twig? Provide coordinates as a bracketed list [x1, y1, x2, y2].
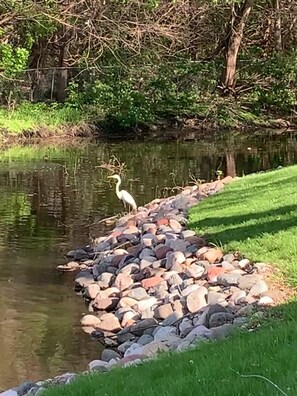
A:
[232, 369, 288, 396]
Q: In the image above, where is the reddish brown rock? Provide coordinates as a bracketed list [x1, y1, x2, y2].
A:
[156, 218, 169, 226]
[207, 266, 226, 282]
[141, 276, 163, 289]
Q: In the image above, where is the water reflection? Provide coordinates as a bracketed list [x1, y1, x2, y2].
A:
[0, 132, 296, 389]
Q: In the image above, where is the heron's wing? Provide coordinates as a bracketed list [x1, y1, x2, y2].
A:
[121, 190, 137, 209]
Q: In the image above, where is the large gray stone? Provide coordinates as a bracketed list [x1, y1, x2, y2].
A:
[208, 312, 234, 328]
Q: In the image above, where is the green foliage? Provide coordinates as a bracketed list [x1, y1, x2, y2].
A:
[0, 44, 29, 76]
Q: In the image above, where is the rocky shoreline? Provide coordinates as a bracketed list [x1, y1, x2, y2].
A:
[2, 176, 281, 396]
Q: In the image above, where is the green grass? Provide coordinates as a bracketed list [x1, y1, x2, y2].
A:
[189, 166, 297, 286]
[0, 102, 96, 135]
[43, 166, 297, 396]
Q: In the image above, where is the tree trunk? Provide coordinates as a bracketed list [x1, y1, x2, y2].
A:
[219, 0, 254, 93]
[55, 28, 68, 103]
[274, 0, 282, 52]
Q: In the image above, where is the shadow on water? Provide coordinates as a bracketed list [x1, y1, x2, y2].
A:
[0, 130, 296, 389]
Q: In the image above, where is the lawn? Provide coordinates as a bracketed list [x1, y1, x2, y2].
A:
[44, 165, 297, 396]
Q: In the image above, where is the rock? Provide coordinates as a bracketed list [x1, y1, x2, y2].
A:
[124, 343, 144, 358]
[139, 259, 153, 270]
[101, 349, 121, 362]
[169, 218, 182, 232]
[134, 297, 157, 312]
[162, 311, 183, 326]
[229, 290, 246, 304]
[233, 317, 248, 327]
[258, 296, 274, 306]
[138, 334, 154, 346]
[223, 253, 235, 263]
[131, 318, 158, 336]
[217, 273, 242, 286]
[238, 259, 250, 269]
[237, 304, 254, 316]
[117, 330, 135, 343]
[118, 297, 138, 308]
[15, 382, 38, 396]
[185, 325, 212, 342]
[155, 245, 173, 260]
[207, 291, 226, 305]
[142, 341, 169, 357]
[97, 272, 114, 289]
[85, 283, 100, 299]
[210, 323, 234, 340]
[97, 313, 121, 332]
[35, 388, 46, 396]
[122, 311, 140, 327]
[181, 284, 199, 297]
[153, 326, 177, 341]
[88, 359, 110, 371]
[93, 297, 119, 311]
[201, 248, 223, 264]
[125, 287, 148, 301]
[181, 230, 196, 239]
[56, 261, 80, 272]
[142, 223, 157, 233]
[154, 304, 173, 319]
[249, 281, 269, 296]
[114, 273, 134, 291]
[80, 314, 101, 327]
[172, 299, 187, 315]
[207, 266, 226, 282]
[221, 261, 236, 271]
[139, 248, 155, 260]
[93, 263, 109, 278]
[169, 240, 190, 252]
[166, 251, 186, 270]
[120, 355, 146, 367]
[186, 287, 207, 313]
[167, 274, 183, 286]
[118, 341, 135, 354]
[75, 271, 94, 288]
[179, 318, 194, 338]
[119, 263, 139, 275]
[141, 276, 163, 290]
[185, 264, 205, 279]
[238, 274, 262, 290]
[74, 248, 89, 260]
[208, 312, 234, 328]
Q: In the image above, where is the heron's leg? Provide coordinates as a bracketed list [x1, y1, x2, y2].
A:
[122, 200, 127, 212]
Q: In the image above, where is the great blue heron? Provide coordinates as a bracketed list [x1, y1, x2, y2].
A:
[108, 174, 137, 211]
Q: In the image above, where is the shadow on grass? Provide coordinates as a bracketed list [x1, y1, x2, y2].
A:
[191, 204, 297, 245]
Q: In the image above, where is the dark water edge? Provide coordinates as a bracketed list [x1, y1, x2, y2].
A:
[0, 130, 296, 390]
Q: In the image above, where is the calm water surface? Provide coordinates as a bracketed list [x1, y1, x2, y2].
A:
[0, 132, 297, 389]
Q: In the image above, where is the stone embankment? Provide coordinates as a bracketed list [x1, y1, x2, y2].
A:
[2, 176, 278, 396]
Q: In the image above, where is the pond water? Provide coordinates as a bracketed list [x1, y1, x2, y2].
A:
[0, 131, 297, 390]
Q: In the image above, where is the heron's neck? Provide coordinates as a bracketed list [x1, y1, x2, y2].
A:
[115, 178, 121, 197]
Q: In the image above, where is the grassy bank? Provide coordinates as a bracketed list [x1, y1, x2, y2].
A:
[0, 102, 97, 138]
[43, 166, 297, 396]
